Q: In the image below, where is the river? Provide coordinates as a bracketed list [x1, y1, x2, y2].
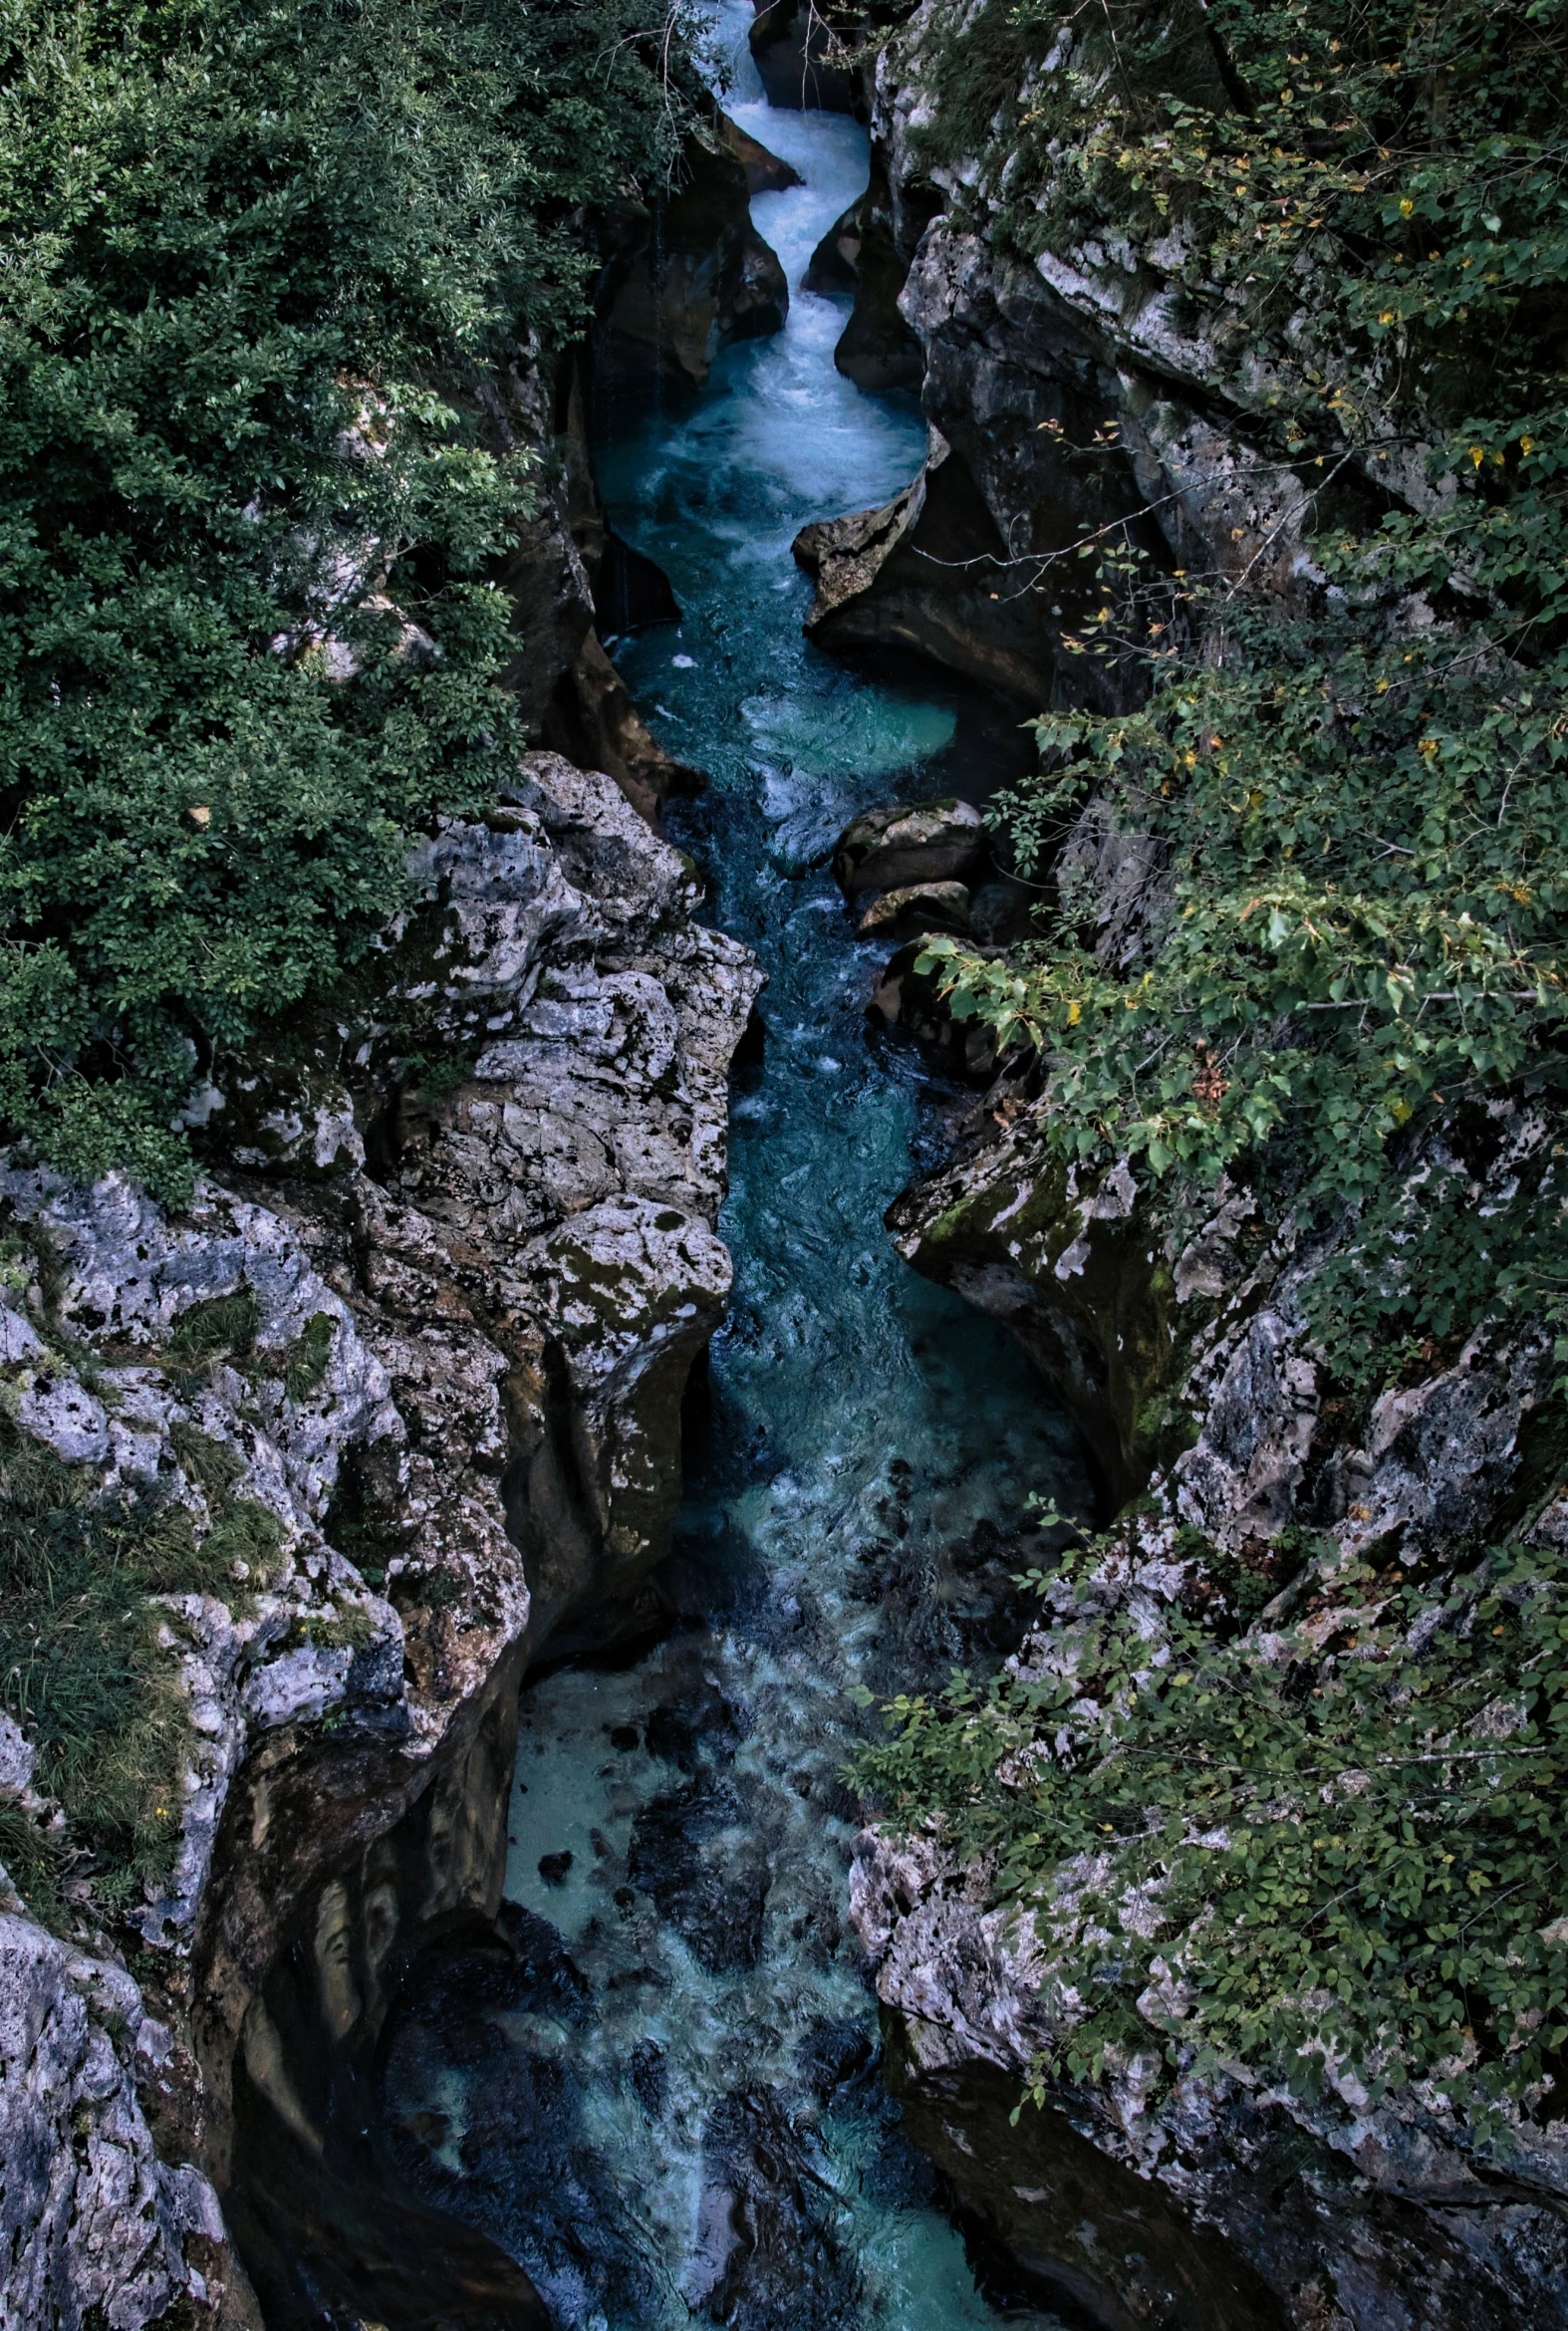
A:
[381, 14, 1093, 2323]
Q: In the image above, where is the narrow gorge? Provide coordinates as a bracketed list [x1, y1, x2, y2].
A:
[3, 2, 1566, 2329]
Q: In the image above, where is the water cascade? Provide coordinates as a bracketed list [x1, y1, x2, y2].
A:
[382, 17, 1094, 2322]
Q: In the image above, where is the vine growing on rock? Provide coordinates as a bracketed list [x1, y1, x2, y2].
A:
[0, 0, 695, 1197]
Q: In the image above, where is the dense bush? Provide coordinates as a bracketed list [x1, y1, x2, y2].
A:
[0, 0, 690, 1197]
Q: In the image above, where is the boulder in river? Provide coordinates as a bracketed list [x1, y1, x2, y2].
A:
[869, 939, 999, 1083]
[802, 200, 860, 296]
[832, 797, 987, 896]
[715, 110, 801, 196]
[803, 152, 924, 393]
[748, 0, 860, 113]
[854, 879, 971, 941]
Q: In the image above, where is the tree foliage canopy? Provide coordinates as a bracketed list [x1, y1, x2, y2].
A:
[0, 0, 688, 1196]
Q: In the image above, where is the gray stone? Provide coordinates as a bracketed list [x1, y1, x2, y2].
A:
[832, 797, 987, 896]
[0, 1912, 228, 2331]
[855, 880, 971, 939]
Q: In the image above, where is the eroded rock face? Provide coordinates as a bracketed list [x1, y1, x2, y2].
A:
[843, 11, 1568, 2311]
[0, 752, 760, 2329]
[890, 1088, 1559, 1547]
[875, 1048, 1563, 2323]
[594, 136, 788, 395]
[748, 0, 861, 114]
[793, 0, 1362, 709]
[853, 1824, 1568, 2330]
[488, 360, 697, 818]
[0, 1905, 238, 2331]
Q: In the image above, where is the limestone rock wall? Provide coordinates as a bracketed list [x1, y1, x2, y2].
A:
[795, 0, 1359, 710]
[0, 754, 760, 2330]
[827, 7, 1568, 2321]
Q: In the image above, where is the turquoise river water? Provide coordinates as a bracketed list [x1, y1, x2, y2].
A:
[382, 15, 1093, 2324]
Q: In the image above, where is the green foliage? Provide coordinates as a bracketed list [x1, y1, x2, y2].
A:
[279, 1310, 337, 1404]
[854, 1534, 1568, 2142]
[0, 1421, 280, 1917]
[915, 611, 1568, 1386]
[872, 0, 1568, 2140]
[0, 0, 692, 1195]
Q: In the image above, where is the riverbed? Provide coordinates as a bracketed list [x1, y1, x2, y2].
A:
[382, 15, 1093, 2323]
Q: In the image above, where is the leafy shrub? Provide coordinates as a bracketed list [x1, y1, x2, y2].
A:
[854, 1533, 1568, 2142]
[0, 0, 692, 1197]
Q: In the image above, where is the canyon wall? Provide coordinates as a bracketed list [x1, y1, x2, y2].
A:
[818, 5, 1568, 2325]
[0, 132, 772, 2331]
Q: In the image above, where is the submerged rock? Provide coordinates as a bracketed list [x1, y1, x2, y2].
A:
[380, 1923, 653, 2328]
[627, 1774, 770, 1974]
[690, 2087, 864, 2328]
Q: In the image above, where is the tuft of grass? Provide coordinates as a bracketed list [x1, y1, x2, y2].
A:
[277, 1309, 337, 1404]
[163, 1286, 259, 1390]
[0, 1422, 281, 1919]
[0, 1797, 69, 1927]
[167, 1420, 245, 1499]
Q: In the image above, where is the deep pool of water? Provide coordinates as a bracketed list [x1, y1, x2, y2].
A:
[382, 16, 1094, 2323]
